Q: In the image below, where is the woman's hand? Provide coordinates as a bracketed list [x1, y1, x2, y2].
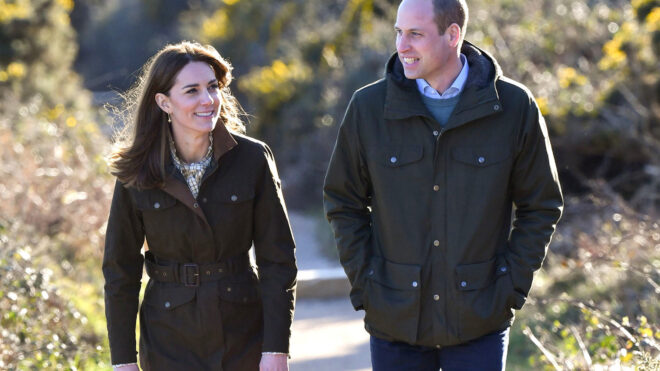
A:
[259, 353, 288, 371]
[113, 364, 139, 371]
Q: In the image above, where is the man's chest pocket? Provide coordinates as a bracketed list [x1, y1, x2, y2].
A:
[368, 145, 427, 183]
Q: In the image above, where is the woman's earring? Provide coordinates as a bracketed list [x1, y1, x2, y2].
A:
[167, 113, 172, 123]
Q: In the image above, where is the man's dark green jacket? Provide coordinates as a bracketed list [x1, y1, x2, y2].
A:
[324, 42, 563, 347]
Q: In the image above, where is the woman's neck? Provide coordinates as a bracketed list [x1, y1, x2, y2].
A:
[171, 131, 211, 163]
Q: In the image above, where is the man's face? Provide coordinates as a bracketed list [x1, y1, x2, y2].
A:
[395, 0, 456, 87]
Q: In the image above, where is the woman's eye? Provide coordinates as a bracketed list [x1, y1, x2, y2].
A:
[209, 84, 220, 90]
[186, 88, 197, 94]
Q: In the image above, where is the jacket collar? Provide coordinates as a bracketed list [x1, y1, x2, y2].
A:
[383, 41, 504, 127]
[162, 123, 238, 224]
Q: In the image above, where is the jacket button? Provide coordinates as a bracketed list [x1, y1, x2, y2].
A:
[231, 195, 238, 202]
[433, 185, 439, 191]
[500, 266, 507, 272]
[390, 156, 397, 164]
[436, 345, 442, 349]
[460, 281, 467, 287]
[193, 202, 199, 208]
[227, 287, 232, 292]
[478, 156, 485, 164]
[433, 294, 440, 301]
[164, 301, 171, 308]
[368, 269, 374, 276]
[411, 281, 418, 288]
[494, 104, 500, 110]
[433, 240, 440, 247]
[154, 202, 160, 209]
[433, 130, 439, 136]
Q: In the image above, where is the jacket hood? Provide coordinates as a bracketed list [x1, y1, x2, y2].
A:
[385, 40, 502, 90]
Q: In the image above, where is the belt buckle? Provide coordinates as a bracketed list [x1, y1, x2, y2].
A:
[183, 263, 200, 287]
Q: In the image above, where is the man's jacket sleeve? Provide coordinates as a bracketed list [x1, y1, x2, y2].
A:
[507, 98, 564, 309]
[323, 94, 373, 311]
[102, 180, 145, 365]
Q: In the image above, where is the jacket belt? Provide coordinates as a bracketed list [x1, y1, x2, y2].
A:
[144, 251, 251, 287]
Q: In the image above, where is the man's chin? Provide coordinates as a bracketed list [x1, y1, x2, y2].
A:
[403, 69, 419, 80]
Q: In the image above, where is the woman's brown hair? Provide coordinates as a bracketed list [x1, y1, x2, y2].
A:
[108, 41, 245, 189]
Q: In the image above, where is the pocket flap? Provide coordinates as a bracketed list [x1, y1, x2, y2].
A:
[451, 145, 510, 167]
[144, 285, 196, 310]
[216, 188, 256, 204]
[368, 257, 421, 291]
[219, 281, 261, 304]
[377, 146, 423, 168]
[134, 192, 177, 211]
[455, 257, 497, 291]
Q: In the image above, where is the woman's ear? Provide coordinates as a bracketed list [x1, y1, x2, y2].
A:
[155, 93, 170, 113]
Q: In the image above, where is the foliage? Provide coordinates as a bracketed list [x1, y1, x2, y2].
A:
[507, 190, 660, 369]
[0, 0, 112, 368]
[0, 223, 109, 370]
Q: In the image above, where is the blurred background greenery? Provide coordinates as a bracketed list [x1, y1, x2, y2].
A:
[0, 0, 658, 369]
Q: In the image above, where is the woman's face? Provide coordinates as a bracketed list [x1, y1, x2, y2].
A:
[156, 61, 222, 140]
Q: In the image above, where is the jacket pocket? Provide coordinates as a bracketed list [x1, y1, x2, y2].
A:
[364, 257, 421, 344]
[214, 187, 256, 205]
[134, 191, 177, 211]
[143, 284, 196, 310]
[375, 145, 423, 168]
[218, 277, 261, 304]
[367, 145, 427, 186]
[218, 273, 263, 338]
[454, 257, 515, 342]
[209, 186, 256, 241]
[451, 145, 510, 167]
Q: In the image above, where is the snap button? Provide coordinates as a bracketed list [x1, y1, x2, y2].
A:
[412, 281, 418, 288]
[478, 156, 485, 164]
[433, 294, 440, 301]
[500, 266, 507, 272]
[460, 281, 467, 287]
[494, 104, 500, 110]
[368, 269, 374, 276]
[230, 195, 238, 202]
[433, 240, 440, 247]
[227, 287, 232, 292]
[390, 156, 397, 164]
[433, 185, 439, 191]
[164, 301, 171, 308]
[193, 202, 199, 208]
[436, 345, 442, 349]
[154, 202, 160, 209]
[433, 130, 439, 136]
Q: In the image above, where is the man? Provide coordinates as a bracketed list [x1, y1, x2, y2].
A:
[323, 0, 563, 370]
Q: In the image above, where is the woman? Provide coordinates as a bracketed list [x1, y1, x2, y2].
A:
[103, 41, 297, 371]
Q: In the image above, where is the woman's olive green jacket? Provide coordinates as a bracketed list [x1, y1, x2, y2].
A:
[103, 125, 297, 370]
[324, 42, 563, 347]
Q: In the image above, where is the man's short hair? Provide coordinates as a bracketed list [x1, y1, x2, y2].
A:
[432, 0, 469, 37]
